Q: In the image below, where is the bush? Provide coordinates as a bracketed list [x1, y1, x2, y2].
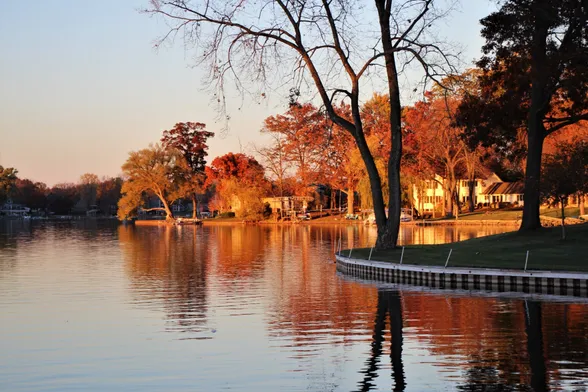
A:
[219, 211, 235, 218]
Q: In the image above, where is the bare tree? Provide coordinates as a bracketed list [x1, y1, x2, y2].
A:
[146, 0, 456, 249]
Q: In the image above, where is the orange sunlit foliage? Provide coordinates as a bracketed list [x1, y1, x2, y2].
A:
[404, 93, 467, 215]
[544, 121, 588, 155]
[205, 153, 268, 218]
[262, 103, 329, 196]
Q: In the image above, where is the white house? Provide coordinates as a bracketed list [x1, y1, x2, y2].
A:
[413, 173, 523, 214]
[0, 199, 31, 216]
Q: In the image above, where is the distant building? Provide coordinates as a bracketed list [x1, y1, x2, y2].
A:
[262, 196, 314, 214]
[0, 199, 30, 216]
[481, 182, 525, 205]
[413, 173, 524, 214]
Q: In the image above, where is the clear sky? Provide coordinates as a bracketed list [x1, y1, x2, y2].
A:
[0, 0, 496, 186]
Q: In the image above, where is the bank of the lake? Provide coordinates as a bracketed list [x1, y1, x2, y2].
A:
[343, 223, 588, 272]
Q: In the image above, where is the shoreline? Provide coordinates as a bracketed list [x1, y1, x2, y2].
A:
[335, 223, 588, 296]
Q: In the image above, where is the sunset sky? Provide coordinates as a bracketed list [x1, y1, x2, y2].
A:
[0, 0, 496, 186]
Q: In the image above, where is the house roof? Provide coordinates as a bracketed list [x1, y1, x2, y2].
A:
[482, 182, 524, 195]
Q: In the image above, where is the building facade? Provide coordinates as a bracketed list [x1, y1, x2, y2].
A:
[413, 173, 524, 213]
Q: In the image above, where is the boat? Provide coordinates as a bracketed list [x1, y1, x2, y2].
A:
[175, 218, 203, 225]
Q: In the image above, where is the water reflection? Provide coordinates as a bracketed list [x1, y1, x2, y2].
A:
[2, 222, 588, 391]
[119, 225, 209, 335]
[358, 289, 405, 391]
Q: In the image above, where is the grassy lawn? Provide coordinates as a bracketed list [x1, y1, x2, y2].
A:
[540, 206, 581, 219]
[344, 223, 588, 272]
[451, 210, 523, 221]
[426, 206, 583, 221]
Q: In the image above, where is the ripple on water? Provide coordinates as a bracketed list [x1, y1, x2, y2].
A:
[1, 222, 587, 391]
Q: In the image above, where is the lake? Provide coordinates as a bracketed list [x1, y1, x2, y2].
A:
[1, 220, 587, 391]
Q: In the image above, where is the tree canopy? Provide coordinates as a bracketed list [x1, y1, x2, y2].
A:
[161, 122, 215, 218]
[456, 0, 588, 230]
[118, 145, 189, 221]
[0, 166, 18, 205]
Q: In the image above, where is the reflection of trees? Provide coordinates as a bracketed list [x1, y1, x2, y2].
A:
[209, 225, 267, 280]
[404, 294, 531, 389]
[265, 225, 377, 349]
[524, 301, 547, 392]
[119, 225, 208, 335]
[401, 293, 588, 390]
[358, 289, 405, 392]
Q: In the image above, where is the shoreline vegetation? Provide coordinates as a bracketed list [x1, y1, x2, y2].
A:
[340, 223, 588, 273]
[131, 205, 585, 227]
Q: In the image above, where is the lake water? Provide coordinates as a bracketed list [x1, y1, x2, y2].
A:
[1, 221, 587, 391]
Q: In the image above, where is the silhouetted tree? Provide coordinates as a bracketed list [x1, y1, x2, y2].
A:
[0, 166, 18, 206]
[541, 139, 588, 239]
[457, 0, 588, 231]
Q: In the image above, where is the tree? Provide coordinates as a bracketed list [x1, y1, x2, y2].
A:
[97, 177, 123, 216]
[205, 153, 267, 219]
[457, 0, 588, 231]
[12, 179, 48, 211]
[320, 112, 362, 215]
[147, 0, 455, 249]
[254, 133, 289, 200]
[0, 166, 18, 206]
[118, 144, 189, 221]
[78, 173, 100, 211]
[47, 183, 79, 215]
[161, 122, 215, 218]
[262, 103, 328, 196]
[404, 93, 467, 217]
[541, 140, 588, 239]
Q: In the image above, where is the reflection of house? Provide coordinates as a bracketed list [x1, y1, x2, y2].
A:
[0, 199, 30, 216]
[262, 196, 314, 214]
[413, 173, 523, 213]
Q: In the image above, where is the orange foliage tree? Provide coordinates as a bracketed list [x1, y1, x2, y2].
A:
[161, 122, 215, 219]
[205, 153, 268, 219]
[262, 104, 328, 196]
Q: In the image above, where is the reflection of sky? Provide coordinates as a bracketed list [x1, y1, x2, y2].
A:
[0, 0, 497, 185]
[1, 223, 587, 391]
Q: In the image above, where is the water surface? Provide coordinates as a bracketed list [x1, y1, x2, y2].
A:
[1, 221, 586, 391]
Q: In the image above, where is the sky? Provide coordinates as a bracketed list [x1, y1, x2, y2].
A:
[0, 0, 497, 186]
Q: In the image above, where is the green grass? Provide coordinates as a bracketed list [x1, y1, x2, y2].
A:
[540, 206, 581, 219]
[345, 223, 588, 272]
[425, 206, 583, 221]
[451, 210, 523, 221]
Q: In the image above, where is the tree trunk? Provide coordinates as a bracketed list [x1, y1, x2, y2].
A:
[520, 124, 545, 231]
[192, 195, 197, 219]
[560, 197, 566, 240]
[444, 179, 455, 217]
[454, 190, 460, 219]
[347, 187, 355, 216]
[155, 191, 175, 221]
[375, 0, 402, 250]
[579, 193, 585, 216]
[520, 4, 548, 232]
[468, 180, 476, 212]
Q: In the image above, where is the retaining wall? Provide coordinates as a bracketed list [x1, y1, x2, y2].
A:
[336, 255, 588, 297]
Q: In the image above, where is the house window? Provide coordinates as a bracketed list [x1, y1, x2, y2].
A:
[518, 195, 524, 202]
